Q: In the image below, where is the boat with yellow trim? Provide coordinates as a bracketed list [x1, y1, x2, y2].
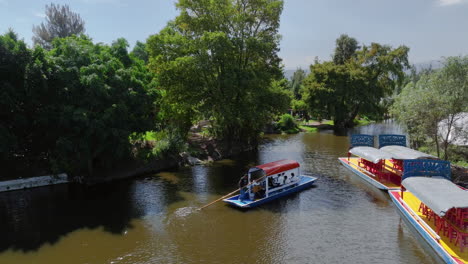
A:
[389, 159, 468, 264]
[339, 134, 437, 190]
[338, 134, 401, 190]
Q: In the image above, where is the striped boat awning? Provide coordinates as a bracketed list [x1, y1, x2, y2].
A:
[402, 177, 468, 216]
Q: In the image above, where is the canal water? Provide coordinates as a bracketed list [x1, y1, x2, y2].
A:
[0, 122, 440, 264]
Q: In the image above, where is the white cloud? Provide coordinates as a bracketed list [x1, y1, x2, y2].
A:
[437, 0, 468, 6]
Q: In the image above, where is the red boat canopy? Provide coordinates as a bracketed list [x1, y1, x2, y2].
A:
[255, 159, 300, 176]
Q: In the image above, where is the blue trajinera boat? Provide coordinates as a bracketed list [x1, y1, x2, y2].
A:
[223, 159, 317, 208]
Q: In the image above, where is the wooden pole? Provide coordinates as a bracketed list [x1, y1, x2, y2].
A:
[198, 188, 241, 210]
[198, 174, 268, 210]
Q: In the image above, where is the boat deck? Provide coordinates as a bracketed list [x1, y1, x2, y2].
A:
[223, 175, 316, 208]
[338, 157, 400, 190]
[392, 191, 468, 263]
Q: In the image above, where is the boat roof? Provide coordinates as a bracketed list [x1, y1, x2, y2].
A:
[380, 145, 437, 160]
[402, 177, 468, 216]
[254, 159, 300, 176]
[349, 146, 393, 164]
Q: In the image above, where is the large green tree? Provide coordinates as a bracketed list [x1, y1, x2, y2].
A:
[0, 32, 158, 178]
[0, 30, 33, 173]
[49, 36, 158, 176]
[147, 0, 289, 144]
[304, 39, 409, 131]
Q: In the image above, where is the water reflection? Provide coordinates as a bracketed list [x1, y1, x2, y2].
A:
[0, 121, 440, 264]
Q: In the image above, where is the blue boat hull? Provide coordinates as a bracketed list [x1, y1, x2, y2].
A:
[223, 175, 317, 208]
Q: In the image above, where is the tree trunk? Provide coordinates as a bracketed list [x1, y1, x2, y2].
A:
[442, 114, 456, 161]
[434, 133, 440, 159]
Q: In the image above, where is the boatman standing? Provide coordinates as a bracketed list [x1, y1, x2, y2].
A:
[238, 174, 249, 201]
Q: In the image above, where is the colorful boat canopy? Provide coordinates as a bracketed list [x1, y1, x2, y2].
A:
[402, 177, 468, 216]
[380, 145, 437, 160]
[349, 146, 393, 164]
[255, 159, 300, 176]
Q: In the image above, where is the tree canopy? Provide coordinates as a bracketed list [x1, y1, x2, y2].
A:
[332, 34, 359, 65]
[0, 32, 158, 178]
[147, 0, 289, 143]
[289, 68, 306, 100]
[303, 37, 409, 131]
[391, 56, 468, 160]
[32, 3, 85, 49]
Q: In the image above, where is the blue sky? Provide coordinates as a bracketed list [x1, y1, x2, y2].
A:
[1, 0, 468, 70]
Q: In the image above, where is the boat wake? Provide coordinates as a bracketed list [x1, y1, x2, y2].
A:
[173, 206, 197, 218]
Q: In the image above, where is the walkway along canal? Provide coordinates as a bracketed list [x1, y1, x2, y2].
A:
[0, 122, 442, 264]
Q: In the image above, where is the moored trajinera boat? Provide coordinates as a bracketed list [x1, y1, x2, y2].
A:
[389, 159, 468, 264]
[338, 134, 437, 190]
[223, 159, 317, 208]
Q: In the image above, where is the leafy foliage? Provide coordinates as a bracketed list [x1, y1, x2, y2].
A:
[0, 32, 158, 177]
[147, 0, 288, 144]
[277, 114, 297, 131]
[131, 41, 149, 63]
[32, 3, 85, 49]
[289, 68, 306, 99]
[332, 34, 359, 65]
[303, 37, 409, 131]
[391, 56, 468, 160]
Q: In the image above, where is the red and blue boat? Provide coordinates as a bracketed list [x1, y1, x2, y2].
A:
[389, 159, 468, 264]
[223, 159, 317, 208]
[338, 134, 436, 190]
[338, 134, 401, 190]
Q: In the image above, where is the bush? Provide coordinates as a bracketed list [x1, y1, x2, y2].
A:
[277, 114, 297, 131]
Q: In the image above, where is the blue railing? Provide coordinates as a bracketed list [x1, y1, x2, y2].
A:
[378, 134, 407, 148]
[402, 159, 451, 181]
[350, 134, 374, 148]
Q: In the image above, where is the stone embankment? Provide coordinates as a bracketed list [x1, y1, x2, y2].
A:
[0, 173, 68, 192]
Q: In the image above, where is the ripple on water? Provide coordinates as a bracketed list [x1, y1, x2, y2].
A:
[173, 206, 198, 218]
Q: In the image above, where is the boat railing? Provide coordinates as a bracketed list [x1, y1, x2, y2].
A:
[378, 134, 407, 148]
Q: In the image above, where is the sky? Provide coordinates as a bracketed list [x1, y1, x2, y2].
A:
[1, 0, 468, 70]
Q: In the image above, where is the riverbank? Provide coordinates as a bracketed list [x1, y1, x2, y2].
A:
[82, 134, 255, 185]
[0, 173, 68, 192]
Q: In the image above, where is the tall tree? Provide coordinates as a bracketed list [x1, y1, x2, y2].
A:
[332, 34, 359, 65]
[0, 30, 32, 173]
[290, 68, 306, 100]
[131, 41, 149, 63]
[147, 0, 288, 144]
[32, 3, 85, 49]
[304, 38, 409, 132]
